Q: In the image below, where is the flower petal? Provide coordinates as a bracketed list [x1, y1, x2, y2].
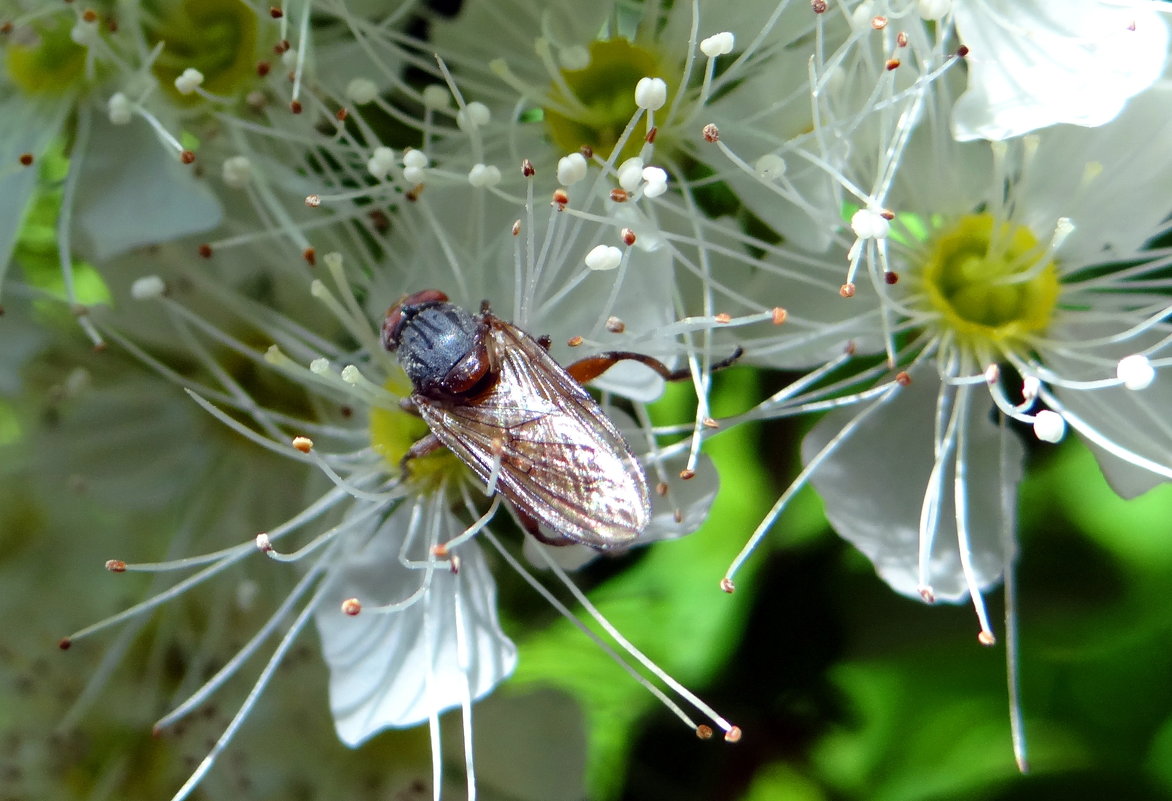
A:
[952, 0, 1169, 141]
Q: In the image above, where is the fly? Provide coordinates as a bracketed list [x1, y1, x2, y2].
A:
[381, 289, 741, 551]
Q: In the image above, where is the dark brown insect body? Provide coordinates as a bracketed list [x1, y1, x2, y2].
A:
[382, 290, 652, 550]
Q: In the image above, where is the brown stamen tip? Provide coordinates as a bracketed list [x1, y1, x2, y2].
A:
[274, 39, 291, 54]
[270, 6, 284, 17]
[405, 184, 423, 202]
[656, 482, 669, 497]
[341, 598, 361, 616]
[679, 469, 696, 480]
[449, 554, 461, 574]
[256, 61, 271, 77]
[579, 145, 593, 159]
[179, 150, 196, 165]
[673, 509, 684, 523]
[702, 122, 719, 143]
[695, 725, 714, 740]
[978, 630, 997, 647]
[292, 435, 314, 453]
[59, 637, 72, 651]
[880, 209, 895, 220]
[957, 45, 970, 58]
[839, 282, 856, 298]
[0, 22, 13, 34]
[885, 58, 901, 71]
[105, 559, 127, 573]
[82, 9, 98, 22]
[621, 227, 637, 246]
[256, 533, 273, 552]
[18, 153, 33, 166]
[605, 316, 625, 333]
[884, 271, 901, 286]
[871, 15, 887, 29]
[724, 726, 743, 743]
[198, 243, 214, 258]
[609, 188, 629, 203]
[335, 107, 348, 122]
[844, 341, 857, 356]
[702, 417, 719, 429]
[771, 307, 788, 325]
[811, 0, 828, 13]
[720, 577, 736, 594]
[714, 312, 732, 324]
[521, 158, 536, 177]
[552, 188, 569, 208]
[917, 585, 936, 603]
[432, 543, 449, 559]
[289, 99, 303, 114]
[303, 247, 316, 266]
[897, 31, 908, 47]
[565, 335, 584, 348]
[895, 371, 911, 386]
[645, 126, 658, 143]
[305, 194, 321, 207]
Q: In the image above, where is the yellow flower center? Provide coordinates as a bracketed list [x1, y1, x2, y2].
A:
[149, 0, 259, 103]
[545, 39, 671, 163]
[4, 15, 88, 95]
[921, 213, 1060, 349]
[369, 378, 463, 491]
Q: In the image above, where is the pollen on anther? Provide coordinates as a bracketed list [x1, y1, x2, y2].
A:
[702, 417, 719, 429]
[978, 630, 997, 647]
[257, 61, 271, 77]
[606, 316, 625, 333]
[274, 39, 291, 54]
[303, 247, 317, 266]
[19, 153, 33, 166]
[270, 6, 283, 17]
[180, 150, 196, 164]
[512, 220, 522, 236]
[725, 726, 743, 743]
[673, 509, 684, 523]
[715, 313, 732, 324]
[917, 585, 936, 603]
[567, 335, 583, 347]
[880, 209, 895, 220]
[305, 194, 321, 207]
[772, 307, 788, 325]
[292, 436, 314, 453]
[450, 554, 461, 575]
[811, 0, 828, 12]
[884, 271, 899, 284]
[621, 227, 637, 246]
[645, 127, 658, 144]
[341, 598, 361, 616]
[59, 637, 72, 651]
[105, 559, 127, 573]
[433, 543, 449, 559]
[656, 482, 669, 496]
[289, 100, 303, 114]
[198, 243, 214, 258]
[720, 577, 736, 594]
[702, 123, 719, 143]
[256, 533, 274, 553]
[957, 45, 970, 57]
[897, 31, 908, 47]
[895, 371, 911, 386]
[872, 16, 888, 29]
[885, 58, 900, 71]
[696, 725, 714, 740]
[610, 188, 629, 203]
[679, 469, 696, 480]
[522, 158, 536, 177]
[552, 188, 569, 208]
[839, 282, 856, 298]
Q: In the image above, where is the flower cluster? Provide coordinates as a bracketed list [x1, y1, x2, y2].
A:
[2, 0, 1170, 798]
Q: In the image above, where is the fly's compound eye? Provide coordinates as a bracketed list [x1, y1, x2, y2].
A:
[382, 289, 450, 352]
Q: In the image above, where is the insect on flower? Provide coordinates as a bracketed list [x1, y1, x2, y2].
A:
[382, 289, 741, 550]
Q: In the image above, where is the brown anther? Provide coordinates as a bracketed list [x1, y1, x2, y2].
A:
[879, 209, 895, 220]
[839, 282, 856, 298]
[605, 316, 625, 334]
[844, 341, 857, 356]
[449, 554, 461, 574]
[369, 209, 389, 233]
[82, 8, 97, 22]
[405, 184, 423, 202]
[0, 22, 13, 34]
[340, 405, 354, 418]
[198, 243, 213, 258]
[302, 247, 316, 266]
[179, 150, 196, 164]
[18, 153, 33, 166]
[567, 335, 584, 347]
[305, 194, 321, 207]
[917, 585, 936, 603]
[724, 726, 743, 743]
[336, 107, 348, 122]
[702, 122, 719, 142]
[645, 126, 658, 143]
[679, 469, 696, 480]
[978, 630, 997, 647]
[957, 45, 969, 58]
[811, 0, 827, 12]
[656, 482, 669, 497]
[552, 188, 569, 208]
[292, 435, 314, 453]
[884, 271, 899, 285]
[715, 312, 732, 324]
[270, 6, 284, 17]
[59, 637, 72, 651]
[871, 16, 887, 29]
[521, 158, 536, 177]
[105, 559, 127, 573]
[274, 39, 290, 54]
[341, 598, 362, 616]
[897, 31, 908, 47]
[289, 99, 303, 114]
[105, 17, 118, 32]
[256, 533, 273, 552]
[696, 725, 714, 740]
[609, 188, 629, 203]
[720, 577, 736, 594]
[512, 219, 522, 236]
[673, 509, 684, 523]
[256, 61, 271, 77]
[621, 227, 637, 246]
[432, 543, 449, 559]
[702, 417, 719, 429]
[771, 307, 788, 325]
[885, 58, 901, 71]
[579, 145, 593, 159]
[895, 371, 911, 386]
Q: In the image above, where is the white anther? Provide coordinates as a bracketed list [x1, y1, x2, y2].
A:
[617, 157, 645, 192]
[559, 45, 590, 70]
[1021, 375, 1041, 401]
[585, 245, 623, 271]
[642, 166, 668, 198]
[755, 153, 787, 181]
[634, 77, 668, 110]
[221, 156, 253, 189]
[456, 101, 491, 130]
[70, 17, 100, 47]
[346, 77, 379, 105]
[1117, 354, 1156, 391]
[130, 276, 166, 300]
[422, 84, 451, 109]
[309, 357, 331, 375]
[850, 208, 890, 240]
[700, 32, 735, 57]
[367, 146, 397, 180]
[174, 67, 205, 96]
[107, 92, 132, 125]
[916, 0, 952, 20]
[468, 163, 501, 188]
[557, 153, 588, 186]
[1033, 410, 1066, 443]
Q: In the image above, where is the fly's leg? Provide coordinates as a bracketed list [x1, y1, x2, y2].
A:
[565, 346, 744, 384]
[399, 432, 444, 475]
[514, 506, 576, 547]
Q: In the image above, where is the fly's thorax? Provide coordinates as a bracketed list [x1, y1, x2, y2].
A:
[394, 303, 493, 399]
